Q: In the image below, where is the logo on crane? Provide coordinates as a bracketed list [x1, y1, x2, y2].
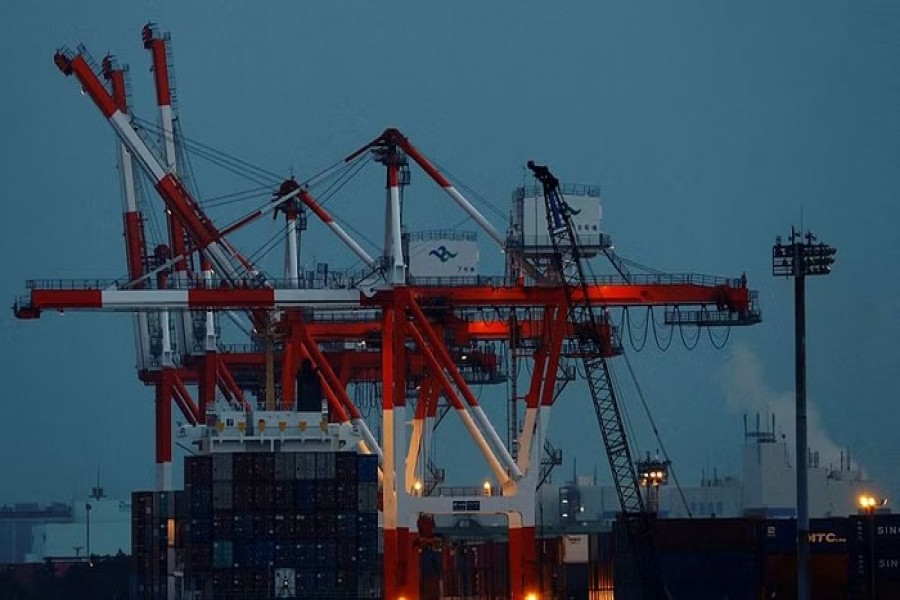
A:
[429, 245, 458, 262]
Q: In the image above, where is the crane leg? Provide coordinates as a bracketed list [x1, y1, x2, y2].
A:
[155, 370, 174, 491]
[394, 526, 420, 598]
[509, 513, 538, 599]
[199, 351, 217, 420]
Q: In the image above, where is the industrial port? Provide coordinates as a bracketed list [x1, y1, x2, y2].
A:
[3, 5, 898, 600]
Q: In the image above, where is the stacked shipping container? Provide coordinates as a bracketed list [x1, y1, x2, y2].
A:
[848, 513, 900, 599]
[134, 450, 379, 599]
[132, 490, 186, 599]
[758, 517, 849, 598]
[434, 540, 510, 599]
[133, 483, 899, 599]
[608, 516, 899, 600]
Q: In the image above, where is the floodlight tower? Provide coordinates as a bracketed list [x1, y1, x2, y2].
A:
[637, 454, 669, 514]
[772, 226, 836, 600]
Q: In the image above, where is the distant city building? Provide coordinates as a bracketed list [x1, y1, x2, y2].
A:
[1, 486, 131, 564]
[0, 503, 71, 563]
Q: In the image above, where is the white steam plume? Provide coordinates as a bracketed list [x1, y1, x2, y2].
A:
[720, 343, 845, 469]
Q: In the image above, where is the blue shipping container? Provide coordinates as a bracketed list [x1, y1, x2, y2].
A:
[358, 455, 378, 483]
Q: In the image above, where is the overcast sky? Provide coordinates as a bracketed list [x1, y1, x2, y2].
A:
[1, 2, 898, 508]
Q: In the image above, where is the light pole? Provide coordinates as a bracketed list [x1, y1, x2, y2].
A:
[773, 227, 836, 600]
[85, 502, 92, 566]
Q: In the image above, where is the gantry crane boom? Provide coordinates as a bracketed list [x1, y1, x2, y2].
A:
[101, 54, 154, 371]
[53, 48, 259, 289]
[528, 160, 665, 598]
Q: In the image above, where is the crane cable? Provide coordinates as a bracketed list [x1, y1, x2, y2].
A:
[708, 324, 732, 349]
[677, 312, 703, 351]
[430, 157, 508, 220]
[140, 146, 378, 279]
[651, 306, 675, 351]
[620, 350, 693, 518]
[132, 113, 365, 200]
[226, 156, 373, 277]
[174, 119, 203, 200]
[131, 114, 283, 183]
[313, 153, 372, 207]
[621, 307, 651, 353]
[134, 120, 275, 187]
[201, 185, 275, 209]
[618, 256, 666, 275]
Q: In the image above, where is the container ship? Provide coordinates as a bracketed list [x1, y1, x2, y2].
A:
[130, 398, 380, 599]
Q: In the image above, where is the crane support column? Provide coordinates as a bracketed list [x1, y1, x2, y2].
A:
[199, 350, 217, 420]
[509, 511, 538, 600]
[388, 160, 406, 284]
[285, 203, 301, 288]
[144, 23, 193, 359]
[381, 306, 399, 600]
[155, 370, 174, 491]
[391, 307, 418, 599]
[102, 56, 153, 372]
[281, 329, 297, 411]
[201, 257, 217, 351]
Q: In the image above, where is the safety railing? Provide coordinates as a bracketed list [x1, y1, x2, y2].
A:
[26, 279, 120, 290]
[506, 233, 612, 250]
[405, 229, 478, 242]
[431, 486, 502, 498]
[513, 183, 601, 200]
[407, 275, 509, 287]
[583, 273, 744, 287]
[24, 272, 747, 293]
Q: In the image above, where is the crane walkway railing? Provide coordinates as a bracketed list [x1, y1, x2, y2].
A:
[24, 272, 746, 292]
[513, 182, 601, 200]
[429, 486, 502, 498]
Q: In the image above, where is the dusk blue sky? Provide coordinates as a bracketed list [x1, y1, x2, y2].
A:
[1, 2, 898, 507]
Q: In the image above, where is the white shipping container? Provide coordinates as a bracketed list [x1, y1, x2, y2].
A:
[563, 534, 590, 564]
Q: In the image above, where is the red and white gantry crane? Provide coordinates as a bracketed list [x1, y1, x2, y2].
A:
[16, 27, 761, 599]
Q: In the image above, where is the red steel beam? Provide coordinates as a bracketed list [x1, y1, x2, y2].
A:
[18, 282, 753, 317]
[171, 373, 200, 425]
